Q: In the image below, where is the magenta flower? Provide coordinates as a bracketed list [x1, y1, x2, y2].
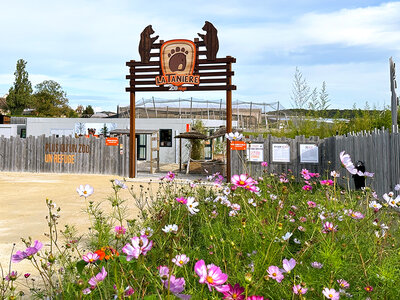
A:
[302, 185, 312, 191]
[82, 252, 100, 263]
[337, 279, 350, 289]
[320, 180, 334, 186]
[166, 171, 175, 181]
[114, 225, 126, 235]
[301, 168, 310, 179]
[88, 266, 107, 287]
[267, 266, 284, 283]
[307, 201, 316, 208]
[322, 287, 340, 300]
[194, 260, 229, 292]
[261, 161, 268, 167]
[247, 296, 264, 300]
[231, 174, 254, 188]
[293, 284, 308, 295]
[5, 271, 17, 281]
[124, 286, 135, 296]
[176, 197, 188, 204]
[282, 258, 296, 273]
[122, 235, 153, 260]
[222, 283, 245, 300]
[322, 222, 338, 233]
[162, 275, 186, 294]
[12, 240, 43, 263]
[24, 273, 31, 278]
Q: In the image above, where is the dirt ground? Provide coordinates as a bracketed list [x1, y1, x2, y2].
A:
[0, 171, 167, 288]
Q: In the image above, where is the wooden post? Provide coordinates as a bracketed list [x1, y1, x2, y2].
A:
[226, 57, 232, 182]
[390, 57, 398, 133]
[129, 89, 136, 178]
[179, 138, 182, 172]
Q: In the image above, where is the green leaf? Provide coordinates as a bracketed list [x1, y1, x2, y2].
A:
[76, 259, 87, 275]
[143, 295, 158, 300]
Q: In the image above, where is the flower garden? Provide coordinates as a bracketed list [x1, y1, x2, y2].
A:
[1, 152, 400, 300]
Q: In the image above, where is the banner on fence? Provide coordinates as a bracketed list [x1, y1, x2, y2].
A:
[106, 137, 119, 146]
[231, 141, 247, 150]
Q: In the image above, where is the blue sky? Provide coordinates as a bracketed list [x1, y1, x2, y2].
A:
[0, 0, 399, 112]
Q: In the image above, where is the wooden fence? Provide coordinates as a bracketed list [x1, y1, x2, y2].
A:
[232, 129, 400, 197]
[0, 135, 130, 177]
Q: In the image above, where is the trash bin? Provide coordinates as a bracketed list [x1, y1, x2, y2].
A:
[353, 160, 366, 190]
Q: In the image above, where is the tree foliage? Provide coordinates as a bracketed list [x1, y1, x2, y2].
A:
[32, 80, 71, 117]
[83, 105, 94, 116]
[7, 59, 32, 115]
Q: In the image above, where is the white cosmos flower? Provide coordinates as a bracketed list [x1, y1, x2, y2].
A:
[229, 210, 238, 217]
[140, 227, 154, 237]
[330, 171, 340, 178]
[172, 254, 190, 267]
[162, 224, 178, 233]
[369, 201, 382, 210]
[225, 132, 243, 141]
[282, 232, 292, 241]
[114, 179, 127, 189]
[395, 184, 400, 191]
[77, 184, 94, 198]
[186, 197, 199, 215]
[223, 187, 231, 195]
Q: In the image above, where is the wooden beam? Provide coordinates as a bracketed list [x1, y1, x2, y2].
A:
[126, 85, 237, 92]
[129, 90, 136, 178]
[226, 57, 232, 182]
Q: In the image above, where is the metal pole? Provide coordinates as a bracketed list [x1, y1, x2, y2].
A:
[129, 90, 136, 178]
[153, 97, 157, 118]
[226, 57, 232, 182]
[390, 57, 398, 133]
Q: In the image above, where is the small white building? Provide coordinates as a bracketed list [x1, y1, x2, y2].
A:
[10, 117, 235, 164]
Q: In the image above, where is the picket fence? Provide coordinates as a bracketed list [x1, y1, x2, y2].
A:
[0, 135, 130, 177]
[232, 129, 400, 197]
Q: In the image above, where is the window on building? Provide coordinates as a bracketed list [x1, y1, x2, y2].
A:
[160, 129, 172, 147]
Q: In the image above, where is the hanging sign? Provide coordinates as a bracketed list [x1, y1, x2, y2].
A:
[247, 143, 264, 162]
[272, 143, 290, 162]
[300, 144, 319, 163]
[155, 40, 200, 91]
[231, 141, 247, 150]
[106, 137, 119, 146]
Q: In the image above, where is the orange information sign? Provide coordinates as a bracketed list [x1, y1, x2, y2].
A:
[106, 137, 119, 146]
[230, 141, 247, 150]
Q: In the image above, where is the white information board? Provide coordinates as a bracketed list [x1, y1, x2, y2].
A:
[272, 143, 290, 162]
[247, 143, 264, 162]
[300, 144, 319, 163]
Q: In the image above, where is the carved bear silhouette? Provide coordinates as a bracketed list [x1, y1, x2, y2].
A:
[168, 47, 189, 72]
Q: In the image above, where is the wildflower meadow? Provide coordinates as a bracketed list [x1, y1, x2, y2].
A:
[2, 151, 400, 299]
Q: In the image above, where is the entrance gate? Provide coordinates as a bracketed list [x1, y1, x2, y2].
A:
[126, 21, 236, 179]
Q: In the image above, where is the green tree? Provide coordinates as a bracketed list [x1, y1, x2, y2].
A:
[32, 80, 70, 116]
[83, 105, 94, 116]
[7, 59, 33, 115]
[318, 81, 330, 113]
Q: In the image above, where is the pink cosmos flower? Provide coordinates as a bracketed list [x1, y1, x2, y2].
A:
[267, 266, 284, 283]
[337, 279, 349, 289]
[194, 259, 229, 292]
[302, 185, 312, 191]
[172, 254, 190, 267]
[88, 266, 107, 287]
[124, 286, 135, 296]
[364, 285, 373, 292]
[12, 240, 43, 263]
[301, 169, 309, 178]
[5, 271, 17, 281]
[320, 180, 334, 186]
[231, 174, 254, 188]
[114, 225, 126, 235]
[310, 172, 320, 178]
[222, 283, 245, 300]
[158, 265, 170, 279]
[322, 222, 338, 233]
[322, 288, 340, 300]
[122, 235, 153, 260]
[164, 171, 175, 181]
[247, 296, 264, 300]
[176, 197, 188, 204]
[162, 275, 186, 294]
[82, 252, 100, 263]
[311, 262, 323, 269]
[307, 201, 316, 208]
[261, 161, 268, 167]
[282, 258, 296, 273]
[293, 284, 308, 295]
[348, 210, 364, 220]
